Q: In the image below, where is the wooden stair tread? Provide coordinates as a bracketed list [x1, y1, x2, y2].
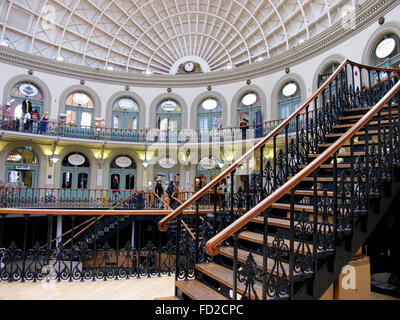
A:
[219, 247, 293, 277]
[294, 176, 366, 183]
[154, 296, 181, 300]
[308, 152, 365, 158]
[326, 129, 390, 138]
[339, 110, 398, 121]
[333, 119, 390, 129]
[238, 231, 318, 253]
[195, 263, 264, 299]
[343, 104, 398, 113]
[272, 202, 314, 212]
[318, 140, 378, 148]
[176, 279, 228, 300]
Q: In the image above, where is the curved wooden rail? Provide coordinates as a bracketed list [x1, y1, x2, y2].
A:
[205, 77, 400, 256]
[158, 58, 351, 232]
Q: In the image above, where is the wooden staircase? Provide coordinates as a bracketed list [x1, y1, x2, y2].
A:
[172, 107, 399, 300]
[157, 60, 400, 300]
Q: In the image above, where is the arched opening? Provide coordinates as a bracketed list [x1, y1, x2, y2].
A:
[278, 82, 301, 119]
[65, 92, 94, 128]
[371, 33, 400, 69]
[156, 99, 182, 130]
[5, 82, 43, 133]
[5, 147, 39, 188]
[60, 152, 90, 200]
[112, 97, 140, 130]
[238, 92, 262, 139]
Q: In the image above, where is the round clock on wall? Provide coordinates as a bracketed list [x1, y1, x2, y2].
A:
[184, 61, 195, 73]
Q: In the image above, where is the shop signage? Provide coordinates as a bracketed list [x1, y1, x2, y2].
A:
[158, 157, 176, 169]
[19, 83, 38, 97]
[198, 157, 218, 170]
[15, 165, 30, 170]
[68, 154, 85, 166]
[115, 156, 132, 168]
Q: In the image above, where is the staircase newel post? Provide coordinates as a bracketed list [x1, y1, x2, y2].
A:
[289, 190, 295, 300]
[232, 232, 239, 301]
[262, 208, 269, 300]
[306, 106, 310, 156]
[68, 215, 75, 282]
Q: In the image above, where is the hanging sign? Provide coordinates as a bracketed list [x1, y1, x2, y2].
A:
[115, 156, 132, 168]
[282, 83, 297, 97]
[158, 157, 176, 169]
[161, 101, 178, 112]
[72, 93, 90, 105]
[19, 83, 38, 97]
[198, 157, 218, 170]
[375, 38, 396, 59]
[119, 98, 136, 110]
[68, 154, 85, 166]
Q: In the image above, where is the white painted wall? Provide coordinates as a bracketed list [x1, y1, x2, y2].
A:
[0, 8, 399, 128]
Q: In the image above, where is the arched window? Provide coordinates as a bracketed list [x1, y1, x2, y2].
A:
[278, 82, 301, 119]
[61, 152, 90, 190]
[5, 147, 39, 188]
[156, 99, 182, 130]
[372, 34, 400, 69]
[238, 92, 262, 127]
[8, 82, 43, 122]
[197, 98, 222, 130]
[110, 155, 137, 190]
[238, 92, 262, 139]
[112, 97, 140, 129]
[65, 92, 94, 127]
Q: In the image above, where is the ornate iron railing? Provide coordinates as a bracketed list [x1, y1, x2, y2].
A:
[0, 112, 285, 144]
[158, 60, 400, 300]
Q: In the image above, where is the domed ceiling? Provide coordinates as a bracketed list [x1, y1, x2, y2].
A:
[0, 0, 365, 75]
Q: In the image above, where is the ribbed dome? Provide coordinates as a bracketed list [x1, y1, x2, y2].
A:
[0, 0, 364, 74]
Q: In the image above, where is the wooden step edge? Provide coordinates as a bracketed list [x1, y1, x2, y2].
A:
[343, 104, 398, 113]
[176, 279, 228, 300]
[339, 110, 399, 121]
[272, 202, 314, 213]
[318, 140, 378, 148]
[308, 152, 365, 158]
[195, 263, 264, 300]
[333, 120, 390, 129]
[219, 247, 312, 280]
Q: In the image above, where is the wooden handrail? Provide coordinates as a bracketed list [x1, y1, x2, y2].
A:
[158, 60, 400, 232]
[158, 58, 351, 232]
[205, 76, 400, 256]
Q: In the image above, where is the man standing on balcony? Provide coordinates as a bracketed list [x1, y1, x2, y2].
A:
[111, 175, 120, 204]
[31, 109, 39, 133]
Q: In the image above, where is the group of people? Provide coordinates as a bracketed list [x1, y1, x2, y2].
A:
[16, 110, 49, 134]
[154, 180, 178, 209]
